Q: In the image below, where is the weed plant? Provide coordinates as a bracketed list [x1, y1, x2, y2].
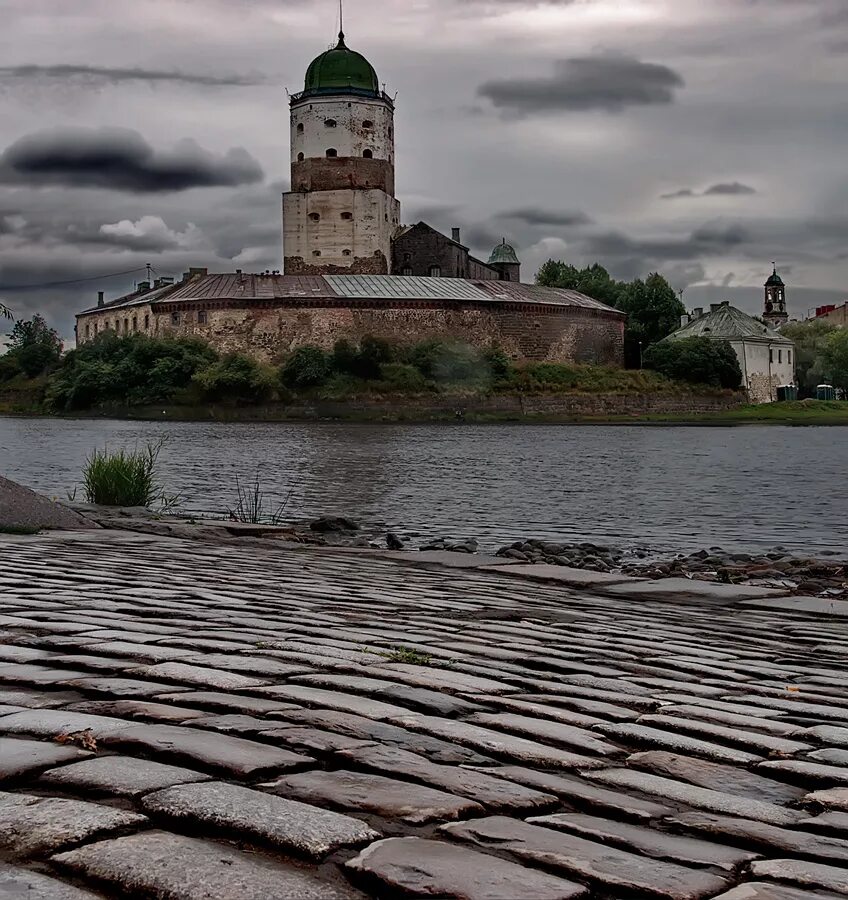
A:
[82, 440, 177, 509]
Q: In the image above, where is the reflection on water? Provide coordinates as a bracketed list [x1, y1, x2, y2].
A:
[2, 416, 846, 554]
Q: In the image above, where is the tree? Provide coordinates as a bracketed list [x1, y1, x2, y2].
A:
[194, 354, 274, 402]
[0, 302, 12, 319]
[537, 261, 622, 307]
[822, 329, 848, 393]
[643, 337, 742, 389]
[4, 314, 63, 377]
[781, 319, 836, 397]
[280, 345, 330, 388]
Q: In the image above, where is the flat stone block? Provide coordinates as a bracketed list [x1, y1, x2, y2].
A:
[603, 578, 788, 602]
[53, 831, 362, 899]
[0, 791, 145, 858]
[482, 563, 642, 586]
[749, 858, 848, 894]
[742, 596, 848, 617]
[270, 769, 483, 825]
[39, 755, 211, 797]
[806, 788, 848, 811]
[712, 883, 846, 899]
[346, 836, 587, 899]
[0, 863, 100, 899]
[130, 662, 269, 690]
[0, 736, 90, 780]
[141, 781, 378, 859]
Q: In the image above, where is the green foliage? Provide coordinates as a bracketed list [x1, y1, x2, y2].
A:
[643, 337, 742, 389]
[46, 333, 216, 410]
[379, 362, 429, 392]
[781, 320, 835, 396]
[82, 441, 176, 508]
[374, 645, 435, 666]
[407, 339, 487, 383]
[227, 472, 292, 524]
[194, 354, 274, 403]
[280, 345, 331, 388]
[331, 335, 393, 379]
[2, 314, 63, 379]
[482, 347, 512, 381]
[536, 261, 622, 307]
[506, 362, 673, 394]
[822, 328, 848, 392]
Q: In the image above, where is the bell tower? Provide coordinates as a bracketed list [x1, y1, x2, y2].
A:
[763, 264, 788, 328]
[283, 24, 400, 274]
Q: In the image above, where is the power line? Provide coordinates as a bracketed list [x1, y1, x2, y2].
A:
[0, 265, 150, 292]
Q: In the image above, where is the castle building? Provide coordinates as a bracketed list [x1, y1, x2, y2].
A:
[75, 25, 624, 367]
[763, 265, 789, 329]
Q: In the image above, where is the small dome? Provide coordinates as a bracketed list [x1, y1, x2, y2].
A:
[765, 265, 784, 287]
[304, 33, 379, 96]
[487, 240, 520, 266]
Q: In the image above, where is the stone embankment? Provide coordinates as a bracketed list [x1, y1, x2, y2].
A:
[1, 523, 848, 898]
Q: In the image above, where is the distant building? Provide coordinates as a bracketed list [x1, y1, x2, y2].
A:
[391, 224, 517, 281]
[667, 301, 795, 403]
[812, 302, 848, 327]
[763, 265, 789, 329]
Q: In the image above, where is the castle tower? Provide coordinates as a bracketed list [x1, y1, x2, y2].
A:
[763, 264, 788, 328]
[487, 240, 521, 282]
[283, 29, 400, 274]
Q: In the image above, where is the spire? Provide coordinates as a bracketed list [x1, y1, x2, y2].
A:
[338, 0, 345, 45]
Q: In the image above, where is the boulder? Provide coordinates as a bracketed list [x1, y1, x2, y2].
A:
[0, 476, 96, 532]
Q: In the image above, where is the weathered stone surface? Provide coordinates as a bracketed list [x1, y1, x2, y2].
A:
[595, 722, 764, 765]
[101, 723, 314, 777]
[666, 812, 848, 865]
[801, 812, 848, 834]
[484, 765, 671, 820]
[346, 836, 587, 899]
[270, 769, 483, 824]
[388, 713, 607, 769]
[586, 768, 804, 825]
[603, 578, 786, 601]
[0, 792, 145, 857]
[757, 760, 848, 787]
[0, 688, 82, 708]
[53, 831, 361, 899]
[481, 563, 639, 586]
[468, 712, 624, 757]
[258, 685, 413, 719]
[0, 863, 100, 899]
[658, 703, 803, 737]
[141, 781, 378, 858]
[528, 812, 760, 871]
[0, 708, 134, 739]
[712, 883, 846, 899]
[64, 698, 208, 723]
[806, 788, 848, 811]
[154, 690, 300, 714]
[743, 596, 848, 617]
[0, 736, 90, 780]
[130, 662, 269, 690]
[181, 653, 309, 678]
[628, 750, 806, 804]
[799, 726, 848, 748]
[0, 476, 95, 530]
[442, 816, 730, 899]
[264, 725, 376, 754]
[335, 743, 557, 813]
[749, 859, 848, 894]
[468, 694, 604, 728]
[39, 755, 211, 797]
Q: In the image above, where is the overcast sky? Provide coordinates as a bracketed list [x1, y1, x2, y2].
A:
[1, 0, 846, 342]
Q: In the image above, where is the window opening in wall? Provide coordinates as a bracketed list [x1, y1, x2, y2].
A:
[324, 119, 337, 128]
[341, 211, 352, 220]
[342, 249, 351, 256]
[769, 348, 774, 363]
[402, 266, 413, 276]
[326, 148, 337, 157]
[171, 312, 180, 326]
[144, 314, 149, 329]
[778, 349, 782, 363]
[198, 310, 207, 325]
[93, 322, 98, 335]
[429, 265, 441, 277]
[309, 212, 320, 221]
[362, 120, 373, 129]
[297, 152, 304, 161]
[297, 123, 304, 133]
[312, 250, 321, 257]
[788, 350, 792, 365]
[363, 149, 373, 158]
[132, 316, 137, 331]
[85, 324, 90, 339]
[124, 318, 129, 332]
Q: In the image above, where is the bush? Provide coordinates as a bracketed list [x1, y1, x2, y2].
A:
[194, 354, 274, 403]
[379, 362, 429, 392]
[643, 337, 742, 389]
[4, 315, 63, 378]
[280, 345, 330, 388]
[408, 340, 486, 383]
[330, 335, 393, 379]
[482, 347, 514, 381]
[82, 441, 174, 508]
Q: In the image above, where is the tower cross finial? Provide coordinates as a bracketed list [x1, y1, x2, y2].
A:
[339, 0, 344, 41]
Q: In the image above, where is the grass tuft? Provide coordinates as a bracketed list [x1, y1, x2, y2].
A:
[227, 473, 292, 525]
[82, 439, 177, 508]
[376, 645, 435, 666]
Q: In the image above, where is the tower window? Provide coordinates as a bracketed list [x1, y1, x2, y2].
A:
[363, 149, 373, 159]
[788, 350, 792, 365]
[198, 310, 207, 325]
[297, 123, 304, 133]
[342, 249, 351, 256]
[144, 314, 149, 330]
[326, 148, 338, 158]
[769, 349, 774, 363]
[778, 349, 782, 363]
[132, 315, 137, 331]
[363, 120, 374, 129]
[429, 265, 441, 277]
[341, 211, 352, 220]
[312, 250, 321, 257]
[309, 212, 320, 222]
[297, 152, 304, 161]
[324, 119, 337, 128]
[85, 324, 90, 339]
[401, 266, 413, 276]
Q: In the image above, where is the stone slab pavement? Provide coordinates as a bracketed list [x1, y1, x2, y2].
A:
[1, 530, 847, 899]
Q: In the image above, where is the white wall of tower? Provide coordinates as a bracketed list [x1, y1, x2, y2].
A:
[290, 96, 394, 165]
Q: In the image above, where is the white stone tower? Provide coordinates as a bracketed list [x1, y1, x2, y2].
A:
[283, 28, 400, 274]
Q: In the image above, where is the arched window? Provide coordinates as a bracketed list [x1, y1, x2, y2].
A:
[297, 152, 304, 161]
[341, 211, 353, 220]
[342, 249, 351, 256]
[363, 149, 373, 159]
[296, 123, 304, 133]
[324, 119, 337, 128]
[309, 212, 320, 222]
[326, 148, 337, 157]
[429, 265, 441, 277]
[362, 120, 374, 129]
[312, 250, 321, 257]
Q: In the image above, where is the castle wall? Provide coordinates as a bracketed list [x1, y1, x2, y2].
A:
[76, 303, 157, 344]
[153, 300, 625, 367]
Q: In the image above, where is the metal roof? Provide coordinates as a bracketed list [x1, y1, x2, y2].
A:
[324, 274, 489, 301]
[77, 282, 178, 314]
[668, 303, 794, 344]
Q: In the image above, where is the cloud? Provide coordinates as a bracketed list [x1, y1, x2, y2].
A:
[498, 208, 592, 227]
[0, 64, 262, 88]
[0, 128, 264, 193]
[477, 55, 685, 115]
[662, 181, 757, 199]
[96, 216, 207, 252]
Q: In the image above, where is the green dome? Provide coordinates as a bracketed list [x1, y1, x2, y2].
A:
[304, 33, 379, 96]
[765, 265, 784, 287]
[487, 240, 520, 265]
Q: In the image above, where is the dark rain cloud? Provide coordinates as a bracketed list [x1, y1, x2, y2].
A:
[478, 55, 685, 115]
[0, 128, 264, 193]
[0, 64, 262, 88]
[662, 182, 757, 199]
[498, 208, 592, 227]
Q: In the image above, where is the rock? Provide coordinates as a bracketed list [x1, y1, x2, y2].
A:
[385, 532, 404, 550]
[0, 865, 100, 899]
[309, 515, 359, 533]
[0, 476, 96, 531]
[0, 736, 91, 781]
[53, 831, 361, 899]
[39, 755, 211, 798]
[712, 884, 845, 900]
[749, 858, 848, 894]
[346, 837, 586, 899]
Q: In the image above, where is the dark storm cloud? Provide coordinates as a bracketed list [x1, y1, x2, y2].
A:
[0, 64, 262, 88]
[581, 222, 751, 264]
[662, 182, 757, 199]
[0, 128, 263, 193]
[499, 208, 592, 227]
[477, 55, 684, 115]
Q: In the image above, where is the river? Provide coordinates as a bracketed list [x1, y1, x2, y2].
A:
[1, 416, 845, 555]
